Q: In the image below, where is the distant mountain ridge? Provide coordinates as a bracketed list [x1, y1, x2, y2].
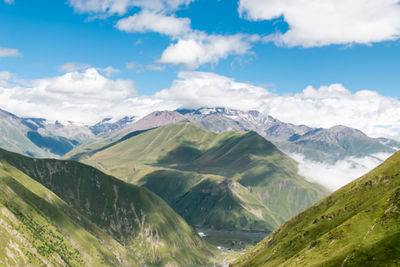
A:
[1, 107, 397, 173]
[177, 107, 396, 163]
[0, 109, 138, 158]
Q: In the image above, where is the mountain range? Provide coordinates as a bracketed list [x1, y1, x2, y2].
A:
[0, 109, 137, 158]
[177, 107, 398, 163]
[1, 107, 397, 167]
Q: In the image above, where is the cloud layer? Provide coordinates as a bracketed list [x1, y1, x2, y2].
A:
[291, 153, 393, 191]
[239, 0, 400, 47]
[1, 69, 399, 142]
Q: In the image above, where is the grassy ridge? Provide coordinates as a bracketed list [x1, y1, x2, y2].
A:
[0, 148, 214, 266]
[231, 151, 400, 266]
[80, 122, 327, 233]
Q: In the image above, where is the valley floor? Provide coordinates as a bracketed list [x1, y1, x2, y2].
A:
[197, 229, 270, 266]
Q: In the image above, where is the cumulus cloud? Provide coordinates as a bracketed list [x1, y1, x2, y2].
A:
[155, 71, 270, 108]
[291, 153, 393, 191]
[0, 48, 21, 57]
[4, 0, 13, 4]
[239, 0, 400, 47]
[59, 62, 91, 72]
[159, 33, 259, 69]
[116, 10, 191, 36]
[0, 68, 138, 123]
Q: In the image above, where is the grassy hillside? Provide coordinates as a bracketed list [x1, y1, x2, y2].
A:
[79, 122, 327, 235]
[0, 157, 137, 266]
[0, 148, 214, 266]
[231, 151, 400, 266]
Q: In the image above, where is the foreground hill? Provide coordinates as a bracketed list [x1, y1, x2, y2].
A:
[0, 148, 213, 266]
[231, 151, 400, 266]
[78, 122, 327, 234]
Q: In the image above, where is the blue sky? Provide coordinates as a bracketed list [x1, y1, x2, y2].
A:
[1, 0, 399, 96]
[0, 0, 400, 140]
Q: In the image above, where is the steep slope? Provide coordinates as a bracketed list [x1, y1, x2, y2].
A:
[0, 148, 214, 266]
[231, 151, 400, 266]
[0, 154, 136, 266]
[80, 122, 327, 234]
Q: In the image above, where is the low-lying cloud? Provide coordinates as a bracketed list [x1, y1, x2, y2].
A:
[290, 153, 393, 191]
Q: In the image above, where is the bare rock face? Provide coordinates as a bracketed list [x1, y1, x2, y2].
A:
[125, 110, 188, 132]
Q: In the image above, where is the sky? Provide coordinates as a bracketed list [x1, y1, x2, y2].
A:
[0, 0, 400, 140]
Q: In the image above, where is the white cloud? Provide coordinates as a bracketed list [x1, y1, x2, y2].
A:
[154, 71, 270, 109]
[116, 10, 191, 36]
[59, 62, 90, 72]
[291, 152, 393, 191]
[0, 48, 21, 57]
[4, 0, 14, 4]
[60, 63, 120, 77]
[68, 0, 194, 15]
[98, 66, 121, 76]
[159, 33, 259, 69]
[0, 68, 137, 123]
[239, 0, 400, 47]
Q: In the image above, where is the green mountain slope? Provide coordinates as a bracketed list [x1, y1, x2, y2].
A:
[79, 122, 327, 234]
[0, 148, 213, 266]
[231, 151, 400, 266]
[0, 156, 137, 266]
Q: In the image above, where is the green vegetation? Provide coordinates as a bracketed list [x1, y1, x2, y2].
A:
[0, 148, 214, 266]
[231, 151, 400, 266]
[77, 122, 327, 236]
